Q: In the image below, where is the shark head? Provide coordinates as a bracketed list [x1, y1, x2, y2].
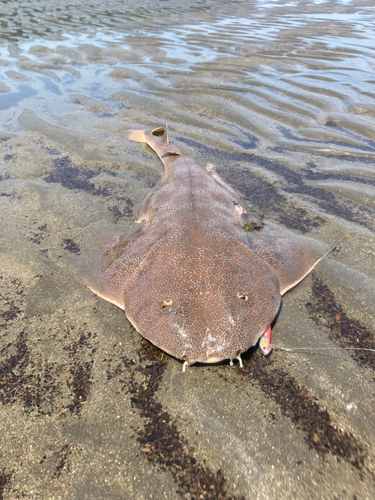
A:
[123, 235, 281, 367]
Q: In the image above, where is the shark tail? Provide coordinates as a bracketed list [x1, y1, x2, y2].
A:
[124, 126, 169, 144]
[123, 129, 148, 143]
[123, 126, 182, 162]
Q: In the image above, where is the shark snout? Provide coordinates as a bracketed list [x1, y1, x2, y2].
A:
[201, 328, 226, 358]
[182, 326, 244, 367]
[167, 297, 255, 367]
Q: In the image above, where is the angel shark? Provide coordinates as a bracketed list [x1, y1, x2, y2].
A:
[81, 127, 330, 370]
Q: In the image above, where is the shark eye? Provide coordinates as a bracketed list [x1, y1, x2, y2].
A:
[161, 299, 173, 309]
[237, 292, 249, 301]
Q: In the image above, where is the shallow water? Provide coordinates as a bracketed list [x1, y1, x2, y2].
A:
[0, 1, 374, 499]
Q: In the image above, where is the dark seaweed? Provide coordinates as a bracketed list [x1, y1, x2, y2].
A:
[0, 469, 12, 500]
[0, 277, 24, 327]
[0, 276, 95, 416]
[44, 157, 111, 196]
[306, 272, 375, 372]
[133, 343, 244, 499]
[53, 444, 72, 478]
[62, 238, 80, 254]
[44, 147, 61, 156]
[245, 354, 366, 470]
[303, 166, 375, 187]
[278, 125, 375, 152]
[44, 158, 135, 221]
[0, 329, 56, 410]
[108, 203, 133, 221]
[107, 338, 245, 499]
[232, 167, 325, 233]
[29, 222, 47, 245]
[96, 112, 115, 118]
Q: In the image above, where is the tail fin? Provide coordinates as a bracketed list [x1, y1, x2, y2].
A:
[123, 126, 181, 160]
[123, 129, 147, 143]
[124, 126, 170, 144]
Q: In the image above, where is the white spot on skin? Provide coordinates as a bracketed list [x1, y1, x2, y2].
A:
[179, 327, 187, 338]
[208, 335, 216, 342]
[228, 315, 235, 326]
[172, 322, 187, 338]
[215, 343, 225, 353]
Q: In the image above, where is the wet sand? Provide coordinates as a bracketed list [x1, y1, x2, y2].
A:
[0, 0, 375, 499]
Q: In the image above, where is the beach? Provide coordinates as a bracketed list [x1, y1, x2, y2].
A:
[0, 1, 374, 498]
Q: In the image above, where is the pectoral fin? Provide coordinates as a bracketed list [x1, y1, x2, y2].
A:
[245, 222, 332, 295]
[61, 220, 145, 310]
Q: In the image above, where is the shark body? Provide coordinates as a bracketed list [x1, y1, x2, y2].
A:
[83, 127, 329, 369]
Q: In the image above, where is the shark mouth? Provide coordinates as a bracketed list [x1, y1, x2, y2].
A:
[182, 324, 272, 372]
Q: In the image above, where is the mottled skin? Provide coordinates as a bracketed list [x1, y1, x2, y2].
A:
[84, 127, 329, 369]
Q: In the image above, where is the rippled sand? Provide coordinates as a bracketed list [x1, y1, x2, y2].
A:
[0, 1, 374, 499]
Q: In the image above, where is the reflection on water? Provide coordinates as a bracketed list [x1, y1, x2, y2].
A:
[0, 84, 38, 110]
[0, 2, 374, 201]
